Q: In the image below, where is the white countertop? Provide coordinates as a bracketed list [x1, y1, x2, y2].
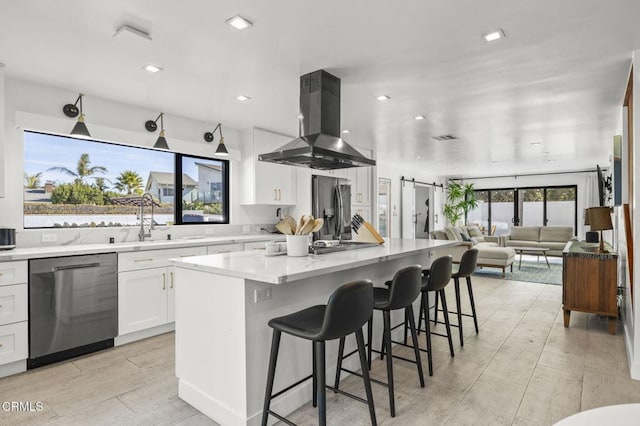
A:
[172, 238, 460, 284]
[0, 234, 285, 261]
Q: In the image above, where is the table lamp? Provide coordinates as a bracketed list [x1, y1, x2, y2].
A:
[587, 207, 613, 253]
[584, 208, 600, 243]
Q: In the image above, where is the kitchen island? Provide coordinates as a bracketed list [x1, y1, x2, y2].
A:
[171, 238, 459, 426]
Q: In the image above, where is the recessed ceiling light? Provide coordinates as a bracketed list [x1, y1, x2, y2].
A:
[226, 15, 253, 30]
[143, 64, 163, 73]
[376, 95, 390, 101]
[531, 141, 542, 146]
[413, 115, 425, 120]
[236, 95, 251, 101]
[341, 129, 350, 134]
[540, 151, 549, 155]
[416, 155, 422, 159]
[547, 159, 556, 163]
[483, 29, 505, 42]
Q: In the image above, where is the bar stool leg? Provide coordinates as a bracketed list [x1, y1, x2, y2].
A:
[383, 310, 395, 417]
[403, 309, 409, 345]
[334, 337, 346, 392]
[314, 340, 327, 426]
[261, 329, 281, 426]
[355, 328, 378, 426]
[454, 277, 464, 346]
[406, 305, 425, 387]
[467, 276, 479, 333]
[367, 317, 373, 370]
[433, 291, 439, 325]
[417, 298, 423, 335]
[439, 290, 455, 357]
[313, 344, 318, 406]
[422, 292, 433, 376]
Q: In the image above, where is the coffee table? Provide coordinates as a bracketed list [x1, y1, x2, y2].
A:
[509, 246, 551, 270]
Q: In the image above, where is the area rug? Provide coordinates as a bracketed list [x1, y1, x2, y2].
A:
[472, 258, 563, 285]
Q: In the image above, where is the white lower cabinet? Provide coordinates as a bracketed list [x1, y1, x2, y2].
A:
[0, 260, 28, 376]
[118, 267, 170, 335]
[117, 247, 205, 337]
[0, 322, 28, 366]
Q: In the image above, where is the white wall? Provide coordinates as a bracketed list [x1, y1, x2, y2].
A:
[0, 77, 277, 246]
[374, 160, 444, 239]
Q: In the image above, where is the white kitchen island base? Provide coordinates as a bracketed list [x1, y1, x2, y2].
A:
[173, 239, 458, 425]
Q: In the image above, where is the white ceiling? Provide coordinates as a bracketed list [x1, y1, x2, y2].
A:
[0, 0, 638, 177]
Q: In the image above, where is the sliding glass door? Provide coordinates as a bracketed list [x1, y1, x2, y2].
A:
[468, 185, 577, 236]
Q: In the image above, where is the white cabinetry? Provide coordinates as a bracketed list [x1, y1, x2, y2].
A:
[0, 261, 28, 375]
[118, 247, 206, 337]
[241, 128, 297, 205]
[207, 243, 243, 254]
[352, 167, 371, 205]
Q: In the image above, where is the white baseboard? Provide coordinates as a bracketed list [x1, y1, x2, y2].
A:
[115, 322, 175, 346]
[0, 360, 26, 378]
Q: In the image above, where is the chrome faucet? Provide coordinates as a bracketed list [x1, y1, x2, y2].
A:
[138, 192, 155, 242]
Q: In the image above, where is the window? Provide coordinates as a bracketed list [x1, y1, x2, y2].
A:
[177, 155, 229, 224]
[467, 185, 577, 236]
[23, 131, 229, 228]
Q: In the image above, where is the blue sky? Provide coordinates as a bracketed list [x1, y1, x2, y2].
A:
[23, 132, 223, 189]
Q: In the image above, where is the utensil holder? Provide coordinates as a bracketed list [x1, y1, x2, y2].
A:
[286, 235, 309, 257]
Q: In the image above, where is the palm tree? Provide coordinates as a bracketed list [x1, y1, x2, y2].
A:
[48, 153, 107, 183]
[24, 172, 43, 189]
[115, 170, 144, 195]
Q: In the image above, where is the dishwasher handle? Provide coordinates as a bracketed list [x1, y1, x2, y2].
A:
[53, 263, 101, 271]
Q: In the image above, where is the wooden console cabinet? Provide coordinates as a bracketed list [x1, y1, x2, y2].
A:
[562, 241, 618, 334]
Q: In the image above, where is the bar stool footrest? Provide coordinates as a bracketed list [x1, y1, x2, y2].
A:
[340, 367, 389, 388]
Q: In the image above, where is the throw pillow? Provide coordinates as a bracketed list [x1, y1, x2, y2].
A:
[459, 226, 471, 239]
[444, 227, 460, 241]
[460, 233, 471, 242]
[467, 225, 486, 242]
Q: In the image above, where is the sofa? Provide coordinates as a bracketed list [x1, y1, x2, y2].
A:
[430, 225, 516, 277]
[504, 226, 573, 257]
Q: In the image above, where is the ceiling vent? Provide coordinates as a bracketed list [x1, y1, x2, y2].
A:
[432, 134, 458, 141]
[113, 24, 152, 42]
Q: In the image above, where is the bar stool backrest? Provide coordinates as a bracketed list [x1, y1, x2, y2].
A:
[424, 255, 452, 292]
[385, 265, 423, 310]
[320, 280, 374, 341]
[457, 248, 479, 278]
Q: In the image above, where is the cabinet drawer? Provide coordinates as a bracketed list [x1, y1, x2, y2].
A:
[119, 247, 207, 272]
[244, 241, 275, 251]
[0, 261, 28, 287]
[0, 322, 28, 366]
[207, 243, 243, 255]
[0, 284, 27, 326]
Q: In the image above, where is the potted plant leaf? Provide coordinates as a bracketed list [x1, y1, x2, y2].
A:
[442, 182, 478, 227]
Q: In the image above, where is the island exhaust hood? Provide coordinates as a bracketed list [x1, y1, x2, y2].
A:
[258, 70, 375, 170]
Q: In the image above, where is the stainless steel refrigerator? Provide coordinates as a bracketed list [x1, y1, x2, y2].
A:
[312, 175, 352, 241]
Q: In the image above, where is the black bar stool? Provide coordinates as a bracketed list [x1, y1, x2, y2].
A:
[417, 255, 453, 376]
[335, 265, 424, 418]
[261, 280, 377, 426]
[434, 249, 479, 346]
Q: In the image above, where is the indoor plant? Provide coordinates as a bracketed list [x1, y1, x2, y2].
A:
[442, 182, 478, 226]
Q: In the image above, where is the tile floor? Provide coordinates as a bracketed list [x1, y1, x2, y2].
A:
[0, 276, 637, 425]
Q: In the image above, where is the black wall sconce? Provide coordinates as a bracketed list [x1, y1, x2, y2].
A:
[62, 93, 91, 138]
[145, 112, 169, 149]
[204, 123, 229, 156]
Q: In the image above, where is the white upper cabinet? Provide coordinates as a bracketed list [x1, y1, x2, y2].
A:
[352, 167, 371, 205]
[241, 128, 297, 205]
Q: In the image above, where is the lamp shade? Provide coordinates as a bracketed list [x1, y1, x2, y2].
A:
[587, 207, 612, 231]
[70, 116, 91, 138]
[215, 138, 229, 156]
[153, 130, 169, 150]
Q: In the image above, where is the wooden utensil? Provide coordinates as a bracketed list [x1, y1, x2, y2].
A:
[284, 216, 297, 234]
[296, 215, 306, 235]
[275, 219, 292, 235]
[300, 216, 315, 235]
[311, 218, 324, 233]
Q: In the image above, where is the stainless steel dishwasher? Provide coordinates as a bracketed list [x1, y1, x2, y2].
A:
[28, 253, 118, 368]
